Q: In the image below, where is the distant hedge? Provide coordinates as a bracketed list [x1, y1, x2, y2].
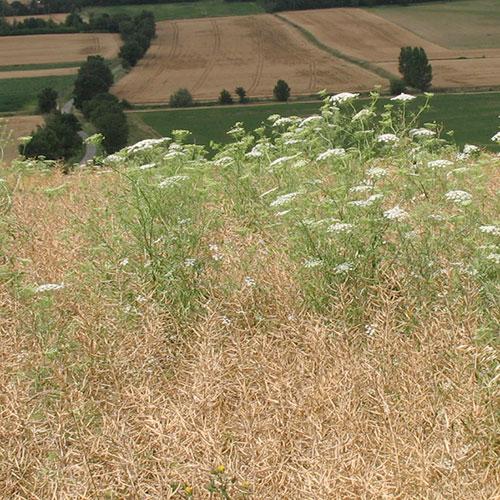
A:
[255, 0, 456, 12]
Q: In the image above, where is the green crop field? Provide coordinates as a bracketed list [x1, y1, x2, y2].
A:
[0, 62, 80, 73]
[369, 0, 500, 49]
[84, 0, 263, 22]
[0, 75, 76, 113]
[135, 92, 500, 152]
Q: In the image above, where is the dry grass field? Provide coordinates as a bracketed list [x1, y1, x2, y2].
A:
[0, 33, 121, 66]
[1, 94, 499, 497]
[281, 8, 500, 89]
[1, 115, 42, 164]
[113, 15, 384, 104]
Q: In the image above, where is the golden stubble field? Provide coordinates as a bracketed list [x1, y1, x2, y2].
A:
[1, 115, 43, 164]
[0, 33, 121, 66]
[281, 8, 500, 90]
[112, 14, 385, 104]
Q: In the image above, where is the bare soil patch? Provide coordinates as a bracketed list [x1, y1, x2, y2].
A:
[282, 8, 500, 89]
[1, 114, 43, 164]
[0, 33, 120, 66]
[112, 15, 384, 104]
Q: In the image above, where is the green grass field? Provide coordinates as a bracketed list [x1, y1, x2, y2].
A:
[135, 92, 500, 152]
[369, 0, 500, 49]
[0, 62, 80, 72]
[84, 0, 263, 22]
[0, 75, 76, 113]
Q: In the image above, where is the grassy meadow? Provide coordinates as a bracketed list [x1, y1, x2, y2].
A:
[0, 61, 81, 72]
[369, 0, 500, 49]
[135, 92, 500, 152]
[1, 93, 498, 497]
[84, 0, 263, 22]
[0, 75, 76, 114]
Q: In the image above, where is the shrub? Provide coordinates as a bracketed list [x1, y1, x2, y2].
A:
[218, 89, 234, 105]
[169, 88, 194, 108]
[235, 86, 248, 103]
[389, 78, 406, 95]
[120, 40, 144, 68]
[273, 79, 291, 102]
[37, 87, 58, 114]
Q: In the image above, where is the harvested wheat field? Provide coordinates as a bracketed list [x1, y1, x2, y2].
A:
[380, 57, 500, 89]
[1, 115, 42, 164]
[0, 33, 120, 66]
[281, 8, 500, 88]
[0, 67, 78, 80]
[113, 15, 384, 104]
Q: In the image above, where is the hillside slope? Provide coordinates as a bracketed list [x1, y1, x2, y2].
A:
[1, 93, 499, 498]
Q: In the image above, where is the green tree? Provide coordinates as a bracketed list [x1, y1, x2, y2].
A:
[235, 86, 247, 103]
[169, 88, 194, 108]
[218, 89, 233, 105]
[73, 56, 113, 109]
[119, 40, 143, 67]
[93, 112, 129, 153]
[273, 79, 291, 102]
[37, 87, 58, 114]
[398, 46, 433, 91]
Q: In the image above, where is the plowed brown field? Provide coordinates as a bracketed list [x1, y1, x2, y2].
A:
[1, 115, 43, 164]
[112, 15, 384, 104]
[0, 33, 121, 66]
[281, 8, 500, 89]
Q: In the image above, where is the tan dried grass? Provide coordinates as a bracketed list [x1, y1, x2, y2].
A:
[0, 168, 498, 498]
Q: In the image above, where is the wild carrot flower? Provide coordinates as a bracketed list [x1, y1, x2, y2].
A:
[410, 128, 435, 138]
[316, 148, 346, 161]
[244, 276, 256, 287]
[270, 191, 301, 207]
[383, 205, 409, 221]
[480, 225, 500, 236]
[391, 93, 416, 102]
[349, 193, 384, 207]
[138, 162, 156, 170]
[304, 258, 323, 268]
[158, 175, 189, 188]
[366, 167, 387, 178]
[428, 159, 453, 168]
[491, 132, 500, 143]
[445, 190, 472, 206]
[334, 262, 354, 274]
[327, 222, 354, 234]
[34, 283, 65, 293]
[377, 133, 399, 144]
[486, 253, 500, 264]
[330, 92, 359, 104]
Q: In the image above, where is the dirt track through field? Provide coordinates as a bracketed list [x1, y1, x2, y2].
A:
[112, 15, 384, 104]
[0, 33, 120, 66]
[282, 8, 500, 89]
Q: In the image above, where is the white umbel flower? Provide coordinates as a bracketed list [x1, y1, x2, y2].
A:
[445, 190, 472, 206]
[330, 92, 359, 104]
[316, 148, 346, 161]
[428, 159, 453, 169]
[377, 133, 399, 144]
[391, 93, 416, 102]
[479, 225, 500, 236]
[383, 205, 409, 221]
[410, 128, 435, 138]
[491, 132, 500, 143]
[327, 222, 354, 234]
[270, 191, 301, 207]
[34, 283, 65, 293]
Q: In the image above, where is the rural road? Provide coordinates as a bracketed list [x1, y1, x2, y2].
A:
[62, 98, 96, 165]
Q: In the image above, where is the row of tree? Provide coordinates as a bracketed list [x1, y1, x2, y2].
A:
[253, 0, 455, 12]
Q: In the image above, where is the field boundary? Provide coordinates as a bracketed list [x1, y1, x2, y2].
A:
[275, 13, 397, 81]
